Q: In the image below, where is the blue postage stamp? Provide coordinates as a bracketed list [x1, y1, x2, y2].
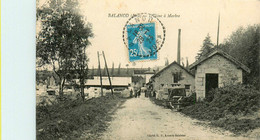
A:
[127, 23, 157, 62]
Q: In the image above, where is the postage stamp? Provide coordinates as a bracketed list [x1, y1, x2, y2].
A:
[127, 23, 157, 61]
[122, 13, 166, 62]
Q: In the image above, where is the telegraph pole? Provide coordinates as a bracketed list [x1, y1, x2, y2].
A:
[217, 13, 220, 48]
[97, 51, 103, 96]
[102, 51, 114, 95]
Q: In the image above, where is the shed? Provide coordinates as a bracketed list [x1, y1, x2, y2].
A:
[150, 61, 195, 95]
[189, 50, 250, 101]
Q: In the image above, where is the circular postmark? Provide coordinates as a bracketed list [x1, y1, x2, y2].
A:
[122, 13, 166, 61]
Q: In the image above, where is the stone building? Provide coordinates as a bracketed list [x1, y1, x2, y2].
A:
[189, 50, 250, 101]
[150, 61, 195, 95]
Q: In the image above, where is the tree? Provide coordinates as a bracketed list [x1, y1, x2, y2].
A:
[91, 66, 94, 77]
[165, 58, 169, 66]
[118, 63, 121, 74]
[74, 48, 90, 101]
[186, 57, 189, 69]
[36, 0, 93, 96]
[111, 62, 114, 76]
[181, 57, 185, 67]
[103, 67, 106, 75]
[196, 34, 214, 60]
[220, 24, 260, 89]
[126, 64, 129, 74]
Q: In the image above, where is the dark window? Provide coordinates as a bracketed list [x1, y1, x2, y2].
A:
[173, 74, 178, 83]
[185, 85, 190, 89]
[172, 71, 183, 83]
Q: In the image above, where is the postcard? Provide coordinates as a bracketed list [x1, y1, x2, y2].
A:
[36, 0, 260, 139]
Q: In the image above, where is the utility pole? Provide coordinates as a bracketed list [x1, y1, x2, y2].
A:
[102, 51, 114, 95]
[97, 51, 103, 96]
[217, 13, 220, 48]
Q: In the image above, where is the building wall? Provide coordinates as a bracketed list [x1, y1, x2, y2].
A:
[145, 74, 154, 84]
[152, 64, 195, 95]
[86, 76, 132, 87]
[195, 54, 243, 101]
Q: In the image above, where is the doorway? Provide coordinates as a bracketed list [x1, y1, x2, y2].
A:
[205, 73, 218, 96]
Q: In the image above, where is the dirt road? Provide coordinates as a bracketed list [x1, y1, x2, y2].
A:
[101, 98, 248, 140]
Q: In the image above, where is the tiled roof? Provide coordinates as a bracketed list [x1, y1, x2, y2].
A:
[189, 49, 250, 73]
[151, 61, 194, 79]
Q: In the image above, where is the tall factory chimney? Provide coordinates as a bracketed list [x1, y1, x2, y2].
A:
[177, 29, 181, 64]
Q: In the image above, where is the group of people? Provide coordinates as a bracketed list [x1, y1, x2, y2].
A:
[130, 89, 141, 98]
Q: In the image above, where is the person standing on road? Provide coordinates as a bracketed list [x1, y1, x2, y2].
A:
[153, 90, 156, 97]
[130, 89, 133, 98]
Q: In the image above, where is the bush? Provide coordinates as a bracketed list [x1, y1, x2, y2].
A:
[180, 84, 260, 134]
[208, 84, 260, 115]
[181, 92, 196, 107]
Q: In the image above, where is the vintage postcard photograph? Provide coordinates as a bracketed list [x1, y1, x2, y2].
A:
[36, 0, 260, 139]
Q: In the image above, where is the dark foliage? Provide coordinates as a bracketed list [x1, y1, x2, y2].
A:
[181, 92, 196, 107]
[195, 34, 214, 60]
[181, 84, 260, 134]
[37, 0, 93, 95]
[219, 24, 260, 89]
[196, 25, 260, 89]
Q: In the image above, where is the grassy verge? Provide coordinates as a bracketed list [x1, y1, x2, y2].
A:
[36, 95, 126, 140]
[180, 85, 260, 135]
[150, 85, 260, 135]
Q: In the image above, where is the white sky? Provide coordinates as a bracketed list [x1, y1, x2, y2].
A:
[38, 0, 260, 69]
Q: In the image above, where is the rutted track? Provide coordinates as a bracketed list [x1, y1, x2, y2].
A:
[101, 98, 248, 140]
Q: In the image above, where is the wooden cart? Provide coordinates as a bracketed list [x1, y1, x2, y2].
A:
[166, 87, 186, 110]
